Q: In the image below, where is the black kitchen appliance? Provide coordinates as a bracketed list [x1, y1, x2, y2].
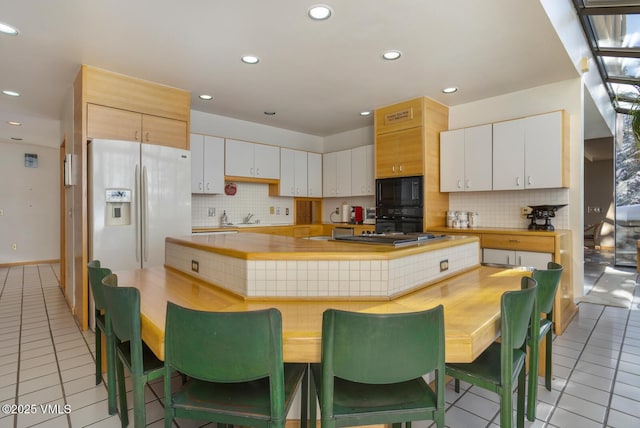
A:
[375, 176, 423, 233]
[527, 204, 567, 231]
[333, 232, 445, 247]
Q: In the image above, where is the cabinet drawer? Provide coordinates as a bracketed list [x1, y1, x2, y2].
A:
[482, 234, 554, 253]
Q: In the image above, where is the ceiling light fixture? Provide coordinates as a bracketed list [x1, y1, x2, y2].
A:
[7, 121, 21, 126]
[10, 137, 23, 141]
[2, 90, 20, 97]
[241, 55, 260, 64]
[382, 50, 402, 61]
[0, 22, 19, 36]
[308, 5, 332, 20]
[442, 87, 458, 94]
[199, 94, 213, 100]
[264, 111, 276, 116]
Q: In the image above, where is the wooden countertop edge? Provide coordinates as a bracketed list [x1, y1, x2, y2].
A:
[166, 235, 479, 261]
[427, 226, 570, 236]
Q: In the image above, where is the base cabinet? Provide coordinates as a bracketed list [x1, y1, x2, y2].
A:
[483, 248, 552, 269]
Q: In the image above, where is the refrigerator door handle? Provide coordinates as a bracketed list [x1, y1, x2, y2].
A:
[143, 166, 149, 263]
[135, 164, 141, 263]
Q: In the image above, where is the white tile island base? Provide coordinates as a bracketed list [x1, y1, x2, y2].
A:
[164, 233, 480, 299]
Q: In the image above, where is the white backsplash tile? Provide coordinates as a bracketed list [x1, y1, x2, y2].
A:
[449, 188, 570, 229]
[192, 182, 294, 227]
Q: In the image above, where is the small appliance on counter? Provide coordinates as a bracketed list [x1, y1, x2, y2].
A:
[527, 204, 567, 231]
[363, 207, 376, 224]
[352, 206, 364, 224]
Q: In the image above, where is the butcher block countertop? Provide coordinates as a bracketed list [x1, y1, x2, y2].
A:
[115, 264, 530, 363]
[167, 232, 479, 261]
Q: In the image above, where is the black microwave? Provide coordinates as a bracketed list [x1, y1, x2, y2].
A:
[376, 176, 423, 210]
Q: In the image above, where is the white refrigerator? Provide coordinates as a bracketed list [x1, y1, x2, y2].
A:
[88, 139, 191, 272]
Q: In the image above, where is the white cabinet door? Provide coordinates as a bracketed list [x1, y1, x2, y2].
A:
[492, 118, 525, 190]
[336, 149, 352, 196]
[225, 139, 254, 177]
[524, 111, 563, 189]
[225, 139, 279, 179]
[191, 134, 224, 194]
[351, 145, 374, 196]
[307, 152, 322, 197]
[293, 149, 308, 196]
[323, 152, 337, 197]
[464, 124, 492, 191]
[191, 134, 205, 193]
[483, 248, 551, 269]
[279, 148, 296, 196]
[254, 143, 280, 179]
[203, 136, 224, 194]
[440, 129, 465, 192]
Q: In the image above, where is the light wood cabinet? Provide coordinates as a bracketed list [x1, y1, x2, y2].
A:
[225, 139, 280, 180]
[374, 127, 424, 178]
[191, 134, 224, 194]
[440, 124, 492, 192]
[493, 111, 567, 190]
[87, 104, 188, 149]
[351, 145, 375, 196]
[323, 150, 352, 197]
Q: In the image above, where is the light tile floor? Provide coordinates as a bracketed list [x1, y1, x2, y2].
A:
[0, 258, 638, 428]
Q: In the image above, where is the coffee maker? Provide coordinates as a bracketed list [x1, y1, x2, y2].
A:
[526, 204, 567, 231]
[352, 206, 364, 224]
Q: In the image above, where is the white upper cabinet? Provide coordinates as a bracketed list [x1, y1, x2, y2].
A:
[323, 150, 352, 197]
[279, 148, 309, 197]
[440, 125, 492, 192]
[307, 152, 322, 197]
[191, 134, 224, 194]
[225, 139, 279, 179]
[351, 145, 375, 196]
[492, 111, 566, 190]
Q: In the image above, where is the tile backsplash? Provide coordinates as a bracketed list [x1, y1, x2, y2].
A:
[192, 182, 294, 227]
[448, 188, 570, 229]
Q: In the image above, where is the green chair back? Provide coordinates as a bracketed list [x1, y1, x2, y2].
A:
[503, 277, 538, 352]
[88, 260, 111, 312]
[532, 261, 563, 316]
[324, 306, 444, 384]
[102, 274, 140, 346]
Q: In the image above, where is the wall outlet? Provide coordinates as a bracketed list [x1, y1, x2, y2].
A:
[191, 260, 199, 273]
[335, 207, 339, 214]
[0, 208, 3, 216]
[439, 259, 448, 272]
[276, 207, 281, 215]
[208, 207, 215, 217]
[270, 206, 275, 214]
[285, 208, 289, 216]
[520, 207, 532, 218]
[11, 243, 17, 251]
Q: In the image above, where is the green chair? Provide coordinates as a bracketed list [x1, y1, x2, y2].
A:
[526, 262, 563, 421]
[446, 277, 537, 428]
[87, 260, 116, 415]
[309, 305, 446, 428]
[163, 303, 308, 428]
[102, 273, 164, 428]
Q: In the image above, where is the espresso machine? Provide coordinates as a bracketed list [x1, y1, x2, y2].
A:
[527, 204, 567, 231]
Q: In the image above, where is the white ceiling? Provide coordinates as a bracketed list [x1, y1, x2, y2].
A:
[0, 0, 613, 149]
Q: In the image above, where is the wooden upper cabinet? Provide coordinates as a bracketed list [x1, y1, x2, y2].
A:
[375, 127, 424, 178]
[374, 98, 424, 135]
[141, 115, 188, 148]
[87, 104, 142, 141]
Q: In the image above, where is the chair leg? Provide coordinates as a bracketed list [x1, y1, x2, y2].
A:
[526, 338, 540, 422]
[500, 381, 513, 428]
[454, 378, 460, 393]
[95, 326, 102, 385]
[106, 331, 117, 415]
[115, 357, 128, 427]
[132, 375, 146, 428]
[301, 365, 309, 428]
[545, 330, 553, 391]
[517, 367, 526, 428]
[309, 370, 317, 428]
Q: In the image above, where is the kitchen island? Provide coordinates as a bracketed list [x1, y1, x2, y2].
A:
[165, 232, 480, 299]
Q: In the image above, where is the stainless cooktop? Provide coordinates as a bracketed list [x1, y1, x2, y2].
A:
[332, 233, 446, 247]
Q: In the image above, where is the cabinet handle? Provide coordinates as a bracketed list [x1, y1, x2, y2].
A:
[465, 179, 470, 189]
[206, 182, 210, 191]
[256, 168, 260, 176]
[527, 176, 532, 185]
[457, 179, 462, 189]
[518, 255, 522, 265]
[516, 177, 521, 186]
[145, 131, 150, 142]
[134, 130, 140, 141]
[508, 239, 520, 243]
[399, 164, 403, 172]
[250, 167, 254, 176]
[507, 255, 511, 265]
[392, 165, 396, 173]
[199, 182, 203, 191]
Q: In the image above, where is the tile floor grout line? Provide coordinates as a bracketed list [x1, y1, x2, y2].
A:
[34, 264, 72, 428]
[12, 266, 24, 428]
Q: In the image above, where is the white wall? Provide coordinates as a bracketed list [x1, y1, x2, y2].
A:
[448, 78, 585, 297]
[190, 110, 324, 152]
[0, 141, 60, 264]
[323, 126, 374, 152]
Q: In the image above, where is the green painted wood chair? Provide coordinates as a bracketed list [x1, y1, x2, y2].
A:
[87, 260, 116, 415]
[309, 305, 446, 428]
[526, 261, 563, 421]
[446, 277, 537, 428]
[102, 273, 164, 428]
[163, 303, 308, 428]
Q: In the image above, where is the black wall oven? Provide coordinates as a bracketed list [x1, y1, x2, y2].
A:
[375, 175, 424, 233]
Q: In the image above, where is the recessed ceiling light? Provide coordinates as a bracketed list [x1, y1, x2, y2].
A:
[264, 111, 276, 116]
[382, 50, 402, 61]
[360, 111, 371, 116]
[7, 121, 21, 126]
[10, 137, 23, 141]
[199, 94, 213, 100]
[2, 90, 20, 97]
[241, 55, 260, 64]
[308, 5, 332, 20]
[442, 87, 458, 94]
[0, 22, 19, 36]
